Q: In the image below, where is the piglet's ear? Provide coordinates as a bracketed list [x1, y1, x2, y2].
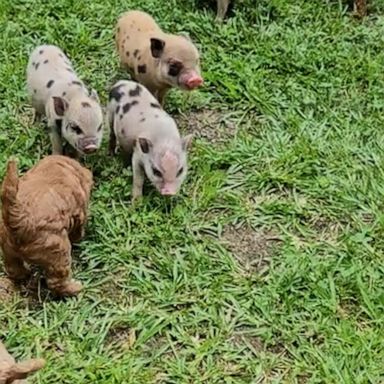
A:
[138, 137, 153, 154]
[150, 38, 165, 58]
[52, 96, 68, 117]
[89, 88, 100, 103]
[182, 134, 193, 151]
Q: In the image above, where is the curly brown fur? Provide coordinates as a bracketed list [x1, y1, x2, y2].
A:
[0, 155, 93, 296]
[0, 340, 45, 384]
[354, 0, 367, 17]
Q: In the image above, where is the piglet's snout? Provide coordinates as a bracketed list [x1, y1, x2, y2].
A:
[160, 183, 178, 196]
[179, 71, 203, 90]
[83, 145, 97, 154]
[80, 137, 98, 154]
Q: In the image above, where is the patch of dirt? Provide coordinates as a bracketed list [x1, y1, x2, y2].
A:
[0, 270, 59, 307]
[0, 258, 54, 305]
[229, 330, 288, 362]
[98, 270, 133, 304]
[229, 331, 264, 353]
[0, 277, 18, 302]
[107, 324, 137, 350]
[308, 217, 344, 245]
[175, 109, 237, 144]
[222, 225, 282, 274]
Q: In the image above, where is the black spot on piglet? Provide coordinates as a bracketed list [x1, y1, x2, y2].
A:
[35, 62, 40, 70]
[126, 51, 130, 57]
[43, 59, 49, 64]
[39, 49, 44, 54]
[71, 80, 82, 86]
[46, 80, 54, 88]
[82, 102, 91, 108]
[129, 84, 141, 97]
[109, 84, 124, 102]
[133, 49, 139, 58]
[150, 102, 161, 109]
[140, 118, 146, 122]
[122, 100, 139, 114]
[137, 64, 146, 74]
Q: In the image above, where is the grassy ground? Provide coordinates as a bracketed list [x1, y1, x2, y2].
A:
[0, 0, 384, 382]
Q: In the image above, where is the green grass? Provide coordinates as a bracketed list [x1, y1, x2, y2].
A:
[1, 0, 384, 382]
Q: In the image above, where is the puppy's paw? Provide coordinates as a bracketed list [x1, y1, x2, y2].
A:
[57, 279, 83, 296]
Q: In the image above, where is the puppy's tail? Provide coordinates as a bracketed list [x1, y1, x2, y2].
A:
[0, 358, 45, 383]
[1, 159, 19, 228]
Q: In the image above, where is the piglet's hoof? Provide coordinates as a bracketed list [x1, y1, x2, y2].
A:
[131, 193, 142, 204]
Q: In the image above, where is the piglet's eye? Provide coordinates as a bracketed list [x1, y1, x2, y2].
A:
[152, 167, 162, 178]
[177, 167, 183, 177]
[168, 61, 183, 77]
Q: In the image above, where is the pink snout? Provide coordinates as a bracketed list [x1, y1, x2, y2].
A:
[83, 145, 98, 154]
[184, 75, 203, 89]
[179, 71, 204, 90]
[160, 185, 177, 196]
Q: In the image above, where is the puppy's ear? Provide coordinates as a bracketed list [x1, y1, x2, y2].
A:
[150, 38, 165, 58]
[52, 97, 68, 117]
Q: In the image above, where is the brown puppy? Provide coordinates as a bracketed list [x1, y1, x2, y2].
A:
[0, 341, 45, 384]
[353, 0, 367, 17]
[115, 10, 203, 105]
[0, 156, 93, 296]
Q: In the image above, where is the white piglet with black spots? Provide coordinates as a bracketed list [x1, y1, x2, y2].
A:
[107, 80, 193, 199]
[26, 45, 103, 157]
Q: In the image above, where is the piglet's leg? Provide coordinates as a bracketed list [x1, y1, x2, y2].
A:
[216, 0, 230, 20]
[49, 126, 63, 155]
[109, 124, 117, 156]
[39, 233, 82, 296]
[32, 110, 43, 124]
[46, 102, 64, 155]
[132, 154, 145, 200]
[107, 108, 117, 156]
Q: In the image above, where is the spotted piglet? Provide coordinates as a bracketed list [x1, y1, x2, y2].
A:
[26, 45, 103, 157]
[107, 80, 193, 199]
[115, 10, 203, 106]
